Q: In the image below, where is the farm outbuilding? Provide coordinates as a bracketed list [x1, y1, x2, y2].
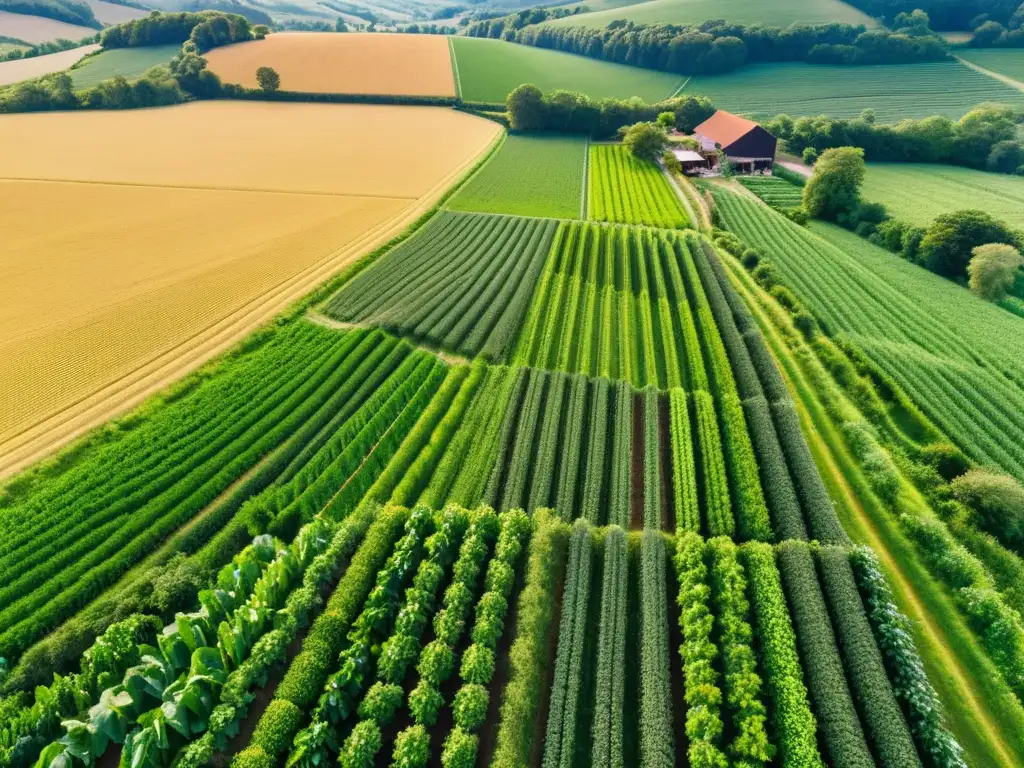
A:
[694, 110, 777, 173]
[670, 148, 710, 175]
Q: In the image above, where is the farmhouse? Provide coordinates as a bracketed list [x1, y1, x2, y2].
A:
[694, 110, 777, 173]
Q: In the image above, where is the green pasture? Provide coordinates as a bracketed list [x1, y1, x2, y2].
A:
[449, 36, 683, 104]
[69, 43, 180, 89]
[544, 0, 876, 29]
[862, 163, 1024, 229]
[686, 60, 1024, 122]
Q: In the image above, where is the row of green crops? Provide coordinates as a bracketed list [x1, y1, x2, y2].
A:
[588, 144, 689, 229]
[692, 233, 850, 545]
[527, 525, 957, 768]
[737, 175, 804, 209]
[712, 187, 1024, 484]
[513, 221, 709, 390]
[0, 325, 444, 667]
[324, 212, 557, 362]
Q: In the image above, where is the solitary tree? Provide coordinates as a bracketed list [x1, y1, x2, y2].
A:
[967, 243, 1023, 301]
[507, 84, 546, 131]
[623, 121, 667, 161]
[802, 146, 864, 220]
[256, 66, 280, 93]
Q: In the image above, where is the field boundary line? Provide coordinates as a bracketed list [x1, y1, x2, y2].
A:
[0, 127, 502, 478]
[440, 129, 507, 210]
[661, 165, 700, 230]
[305, 310, 472, 366]
[667, 75, 689, 99]
[954, 54, 1024, 93]
[448, 35, 463, 99]
[0, 176, 419, 201]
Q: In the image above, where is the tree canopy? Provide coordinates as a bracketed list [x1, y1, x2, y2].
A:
[622, 122, 667, 161]
[802, 147, 865, 220]
[967, 243, 1024, 301]
[918, 210, 1022, 279]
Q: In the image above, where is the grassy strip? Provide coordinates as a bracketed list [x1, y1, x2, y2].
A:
[723, 252, 1024, 767]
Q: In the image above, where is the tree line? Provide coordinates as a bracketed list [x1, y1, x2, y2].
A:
[100, 10, 259, 51]
[0, 35, 99, 64]
[769, 105, 1024, 175]
[838, 0, 1020, 31]
[507, 84, 715, 138]
[465, 12, 948, 74]
[0, 0, 101, 29]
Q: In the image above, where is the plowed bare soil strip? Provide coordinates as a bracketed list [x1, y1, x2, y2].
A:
[205, 32, 456, 96]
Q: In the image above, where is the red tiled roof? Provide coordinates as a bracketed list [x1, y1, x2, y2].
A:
[693, 110, 761, 148]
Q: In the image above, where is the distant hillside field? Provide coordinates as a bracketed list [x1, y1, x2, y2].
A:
[69, 43, 180, 89]
[0, 9, 95, 43]
[957, 48, 1024, 87]
[862, 164, 1024, 228]
[449, 134, 587, 218]
[83, 0, 146, 23]
[685, 60, 1024, 122]
[206, 32, 456, 96]
[450, 36, 683, 103]
[544, 0, 876, 29]
[0, 41, 97, 85]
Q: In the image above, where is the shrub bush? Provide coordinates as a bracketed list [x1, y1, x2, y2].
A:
[250, 700, 303, 756]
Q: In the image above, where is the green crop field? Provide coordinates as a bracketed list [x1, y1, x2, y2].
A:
[6, 49, 1020, 768]
[448, 134, 587, 219]
[589, 143, 688, 228]
[686, 60, 1024, 122]
[862, 163, 1024, 228]
[449, 36, 684, 104]
[957, 48, 1024, 86]
[544, 0, 876, 28]
[68, 44, 181, 89]
[738, 176, 804, 209]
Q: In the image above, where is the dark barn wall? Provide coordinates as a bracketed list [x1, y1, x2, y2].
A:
[724, 126, 778, 159]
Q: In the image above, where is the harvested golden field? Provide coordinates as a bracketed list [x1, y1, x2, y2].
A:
[205, 32, 456, 96]
[0, 10, 96, 43]
[0, 43, 99, 86]
[0, 101, 499, 476]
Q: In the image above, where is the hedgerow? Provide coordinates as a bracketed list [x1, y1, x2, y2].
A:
[542, 519, 594, 767]
[674, 533, 728, 767]
[776, 541, 874, 768]
[816, 546, 923, 768]
[639, 531, 674, 767]
[849, 547, 967, 768]
[706, 537, 772, 766]
[741, 542, 821, 768]
[591, 527, 628, 767]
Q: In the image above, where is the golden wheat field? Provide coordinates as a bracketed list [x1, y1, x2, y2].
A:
[0, 101, 499, 476]
[205, 32, 456, 96]
[0, 10, 96, 43]
[0, 43, 100, 86]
